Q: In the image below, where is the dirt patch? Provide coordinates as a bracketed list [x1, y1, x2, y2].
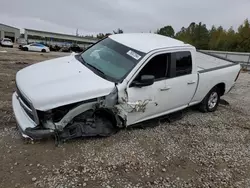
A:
[1, 47, 250, 188]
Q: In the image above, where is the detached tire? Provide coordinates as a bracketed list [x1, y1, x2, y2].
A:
[199, 87, 220, 112]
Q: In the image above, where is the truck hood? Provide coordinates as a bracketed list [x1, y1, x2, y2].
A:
[16, 55, 115, 111]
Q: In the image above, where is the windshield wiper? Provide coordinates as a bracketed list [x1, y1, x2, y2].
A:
[85, 62, 106, 76]
[76, 55, 107, 78]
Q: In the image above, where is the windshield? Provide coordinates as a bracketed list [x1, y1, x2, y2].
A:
[78, 37, 145, 83]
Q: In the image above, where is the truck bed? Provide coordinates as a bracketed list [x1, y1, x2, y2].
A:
[190, 50, 241, 105]
[196, 51, 237, 72]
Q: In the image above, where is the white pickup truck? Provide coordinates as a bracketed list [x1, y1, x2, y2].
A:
[12, 33, 241, 141]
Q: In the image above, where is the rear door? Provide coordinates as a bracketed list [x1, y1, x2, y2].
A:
[161, 51, 198, 111]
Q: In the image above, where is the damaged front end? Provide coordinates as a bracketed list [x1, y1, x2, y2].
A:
[13, 87, 123, 142]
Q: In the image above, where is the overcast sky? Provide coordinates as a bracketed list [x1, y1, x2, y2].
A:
[0, 0, 249, 36]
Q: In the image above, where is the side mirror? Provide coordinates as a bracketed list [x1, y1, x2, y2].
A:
[131, 75, 155, 87]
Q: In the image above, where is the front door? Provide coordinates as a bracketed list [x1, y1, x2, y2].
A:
[125, 53, 171, 125]
[123, 50, 197, 126]
[29, 44, 37, 51]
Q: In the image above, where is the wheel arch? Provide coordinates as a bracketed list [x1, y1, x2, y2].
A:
[215, 82, 226, 96]
[94, 108, 124, 128]
[23, 46, 29, 51]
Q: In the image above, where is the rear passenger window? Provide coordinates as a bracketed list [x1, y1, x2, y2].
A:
[175, 51, 192, 77]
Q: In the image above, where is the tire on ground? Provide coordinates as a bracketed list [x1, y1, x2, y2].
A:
[199, 86, 220, 112]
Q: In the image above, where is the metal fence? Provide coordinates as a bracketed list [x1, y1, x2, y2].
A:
[200, 50, 250, 70]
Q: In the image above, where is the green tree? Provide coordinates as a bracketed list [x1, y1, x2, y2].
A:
[175, 27, 193, 44]
[193, 22, 209, 49]
[236, 19, 250, 52]
[225, 27, 238, 51]
[176, 22, 209, 49]
[156, 25, 175, 37]
[96, 33, 112, 39]
[96, 19, 250, 52]
[96, 33, 105, 39]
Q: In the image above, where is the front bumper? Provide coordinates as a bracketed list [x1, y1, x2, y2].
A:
[12, 92, 54, 139]
[12, 92, 36, 138]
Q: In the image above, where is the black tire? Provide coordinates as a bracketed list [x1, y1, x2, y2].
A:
[199, 87, 220, 112]
[41, 49, 46, 53]
[23, 47, 28, 51]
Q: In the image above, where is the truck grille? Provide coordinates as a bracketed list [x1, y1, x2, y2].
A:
[16, 87, 39, 124]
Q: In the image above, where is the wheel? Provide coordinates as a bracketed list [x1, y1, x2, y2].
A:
[41, 49, 46, 53]
[23, 47, 28, 51]
[199, 87, 220, 112]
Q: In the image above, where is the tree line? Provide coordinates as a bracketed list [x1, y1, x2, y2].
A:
[90, 19, 250, 52]
[157, 19, 250, 52]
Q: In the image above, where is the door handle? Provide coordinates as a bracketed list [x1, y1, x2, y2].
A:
[160, 87, 171, 91]
[187, 81, 196, 85]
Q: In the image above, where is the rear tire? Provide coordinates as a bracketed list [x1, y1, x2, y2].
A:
[23, 47, 28, 51]
[41, 49, 46, 53]
[199, 87, 220, 112]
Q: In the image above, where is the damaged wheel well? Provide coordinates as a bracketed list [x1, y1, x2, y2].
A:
[94, 108, 118, 127]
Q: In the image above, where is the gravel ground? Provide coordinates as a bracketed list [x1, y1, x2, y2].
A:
[0, 47, 250, 188]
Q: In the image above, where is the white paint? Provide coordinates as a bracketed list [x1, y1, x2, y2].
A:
[125, 79, 166, 125]
[109, 33, 192, 53]
[23, 43, 50, 52]
[0, 38, 13, 47]
[16, 55, 115, 111]
[12, 93, 36, 136]
[115, 41, 240, 126]
[192, 65, 240, 103]
[196, 52, 233, 69]
[12, 33, 241, 136]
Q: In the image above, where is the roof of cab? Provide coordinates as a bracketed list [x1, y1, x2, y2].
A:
[109, 33, 193, 53]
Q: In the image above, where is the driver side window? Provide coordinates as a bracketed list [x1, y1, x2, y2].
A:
[134, 53, 170, 82]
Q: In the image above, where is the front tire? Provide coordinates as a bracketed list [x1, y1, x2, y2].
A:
[41, 49, 46, 53]
[199, 87, 220, 112]
[23, 47, 28, 51]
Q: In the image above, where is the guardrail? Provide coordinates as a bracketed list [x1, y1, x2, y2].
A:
[200, 50, 250, 70]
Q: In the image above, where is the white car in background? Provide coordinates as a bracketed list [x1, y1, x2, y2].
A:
[0, 38, 14, 48]
[21, 43, 50, 53]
